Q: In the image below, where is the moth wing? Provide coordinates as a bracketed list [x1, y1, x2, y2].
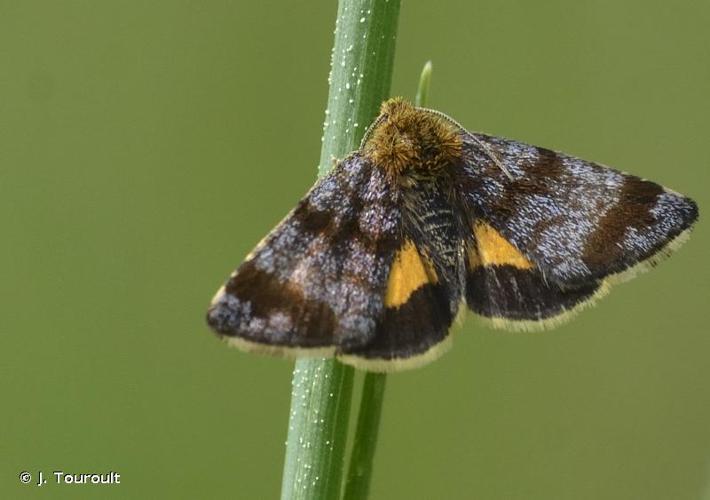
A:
[464, 221, 606, 330]
[460, 132, 698, 286]
[207, 154, 400, 356]
[459, 132, 697, 329]
[338, 238, 459, 371]
[338, 183, 463, 371]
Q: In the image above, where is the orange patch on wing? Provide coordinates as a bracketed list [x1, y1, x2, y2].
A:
[473, 222, 534, 269]
[384, 240, 438, 308]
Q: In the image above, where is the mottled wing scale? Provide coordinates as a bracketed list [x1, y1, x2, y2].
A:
[340, 181, 464, 370]
[459, 131, 698, 329]
[465, 221, 604, 330]
[207, 152, 459, 370]
[339, 240, 456, 370]
[207, 154, 400, 356]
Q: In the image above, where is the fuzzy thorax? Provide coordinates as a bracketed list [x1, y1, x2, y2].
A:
[362, 98, 463, 176]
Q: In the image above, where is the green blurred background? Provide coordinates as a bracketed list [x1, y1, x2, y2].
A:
[2, 1, 708, 499]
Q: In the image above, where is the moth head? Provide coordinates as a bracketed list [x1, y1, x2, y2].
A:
[362, 97, 462, 176]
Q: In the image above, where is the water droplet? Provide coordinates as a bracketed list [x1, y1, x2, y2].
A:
[359, 16, 365, 23]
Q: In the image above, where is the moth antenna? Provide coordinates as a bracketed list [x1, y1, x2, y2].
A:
[468, 134, 514, 181]
[359, 114, 386, 150]
[418, 106, 514, 181]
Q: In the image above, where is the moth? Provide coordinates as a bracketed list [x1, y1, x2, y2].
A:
[207, 98, 698, 372]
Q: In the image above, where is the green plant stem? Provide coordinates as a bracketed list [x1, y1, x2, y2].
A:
[343, 373, 386, 500]
[342, 61, 434, 500]
[281, 359, 354, 500]
[280, 2, 401, 500]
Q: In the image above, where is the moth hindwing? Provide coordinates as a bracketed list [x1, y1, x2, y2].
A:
[207, 97, 698, 371]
